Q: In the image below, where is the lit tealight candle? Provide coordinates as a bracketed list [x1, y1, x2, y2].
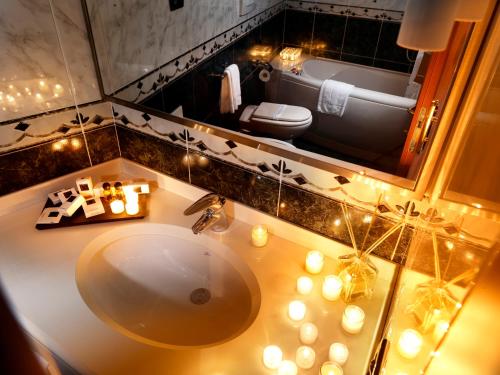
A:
[110, 199, 125, 214]
[296, 346, 315, 369]
[277, 360, 298, 375]
[125, 201, 139, 215]
[251, 224, 268, 247]
[341, 305, 365, 334]
[320, 361, 343, 375]
[329, 343, 349, 365]
[297, 276, 314, 295]
[305, 250, 324, 274]
[299, 322, 318, 345]
[263, 345, 283, 369]
[433, 320, 450, 342]
[398, 329, 423, 359]
[322, 275, 343, 301]
[288, 300, 307, 321]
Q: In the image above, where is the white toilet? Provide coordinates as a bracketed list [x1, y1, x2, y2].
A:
[239, 102, 312, 141]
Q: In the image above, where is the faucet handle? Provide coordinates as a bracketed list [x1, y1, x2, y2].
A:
[183, 193, 225, 216]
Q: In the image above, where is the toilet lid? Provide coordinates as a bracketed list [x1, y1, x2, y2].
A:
[253, 102, 311, 123]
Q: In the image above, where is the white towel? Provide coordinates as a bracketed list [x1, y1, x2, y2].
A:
[220, 64, 241, 114]
[317, 79, 354, 117]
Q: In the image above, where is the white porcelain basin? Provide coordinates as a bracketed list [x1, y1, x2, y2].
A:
[76, 223, 261, 349]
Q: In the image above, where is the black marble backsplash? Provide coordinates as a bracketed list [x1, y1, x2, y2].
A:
[0, 125, 119, 196]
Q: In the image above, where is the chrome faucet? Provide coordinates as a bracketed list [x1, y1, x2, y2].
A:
[183, 193, 229, 234]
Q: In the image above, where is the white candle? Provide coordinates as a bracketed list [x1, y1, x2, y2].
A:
[320, 361, 343, 375]
[277, 360, 298, 375]
[262, 345, 283, 369]
[110, 199, 124, 214]
[288, 300, 306, 321]
[296, 346, 315, 369]
[341, 305, 365, 334]
[433, 320, 449, 342]
[398, 329, 423, 359]
[299, 322, 318, 344]
[125, 201, 139, 215]
[297, 276, 314, 295]
[251, 224, 268, 247]
[305, 250, 324, 274]
[329, 343, 349, 365]
[322, 275, 343, 301]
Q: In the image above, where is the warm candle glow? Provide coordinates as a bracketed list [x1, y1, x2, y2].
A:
[251, 224, 268, 247]
[322, 275, 343, 301]
[125, 201, 139, 215]
[288, 300, 306, 321]
[299, 322, 318, 345]
[320, 361, 343, 375]
[341, 305, 365, 334]
[305, 250, 324, 274]
[329, 343, 349, 365]
[277, 360, 298, 375]
[110, 199, 125, 214]
[295, 346, 315, 369]
[398, 329, 423, 359]
[297, 276, 314, 295]
[262, 345, 283, 369]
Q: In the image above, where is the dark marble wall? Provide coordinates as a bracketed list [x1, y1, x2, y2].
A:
[141, 12, 285, 129]
[0, 124, 120, 196]
[284, 9, 417, 73]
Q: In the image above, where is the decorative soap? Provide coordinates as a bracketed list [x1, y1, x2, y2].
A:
[82, 197, 105, 218]
[48, 188, 67, 205]
[37, 207, 63, 224]
[76, 176, 94, 199]
[60, 194, 85, 217]
[57, 188, 79, 204]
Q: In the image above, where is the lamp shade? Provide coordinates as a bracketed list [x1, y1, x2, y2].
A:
[397, 0, 460, 51]
[455, 0, 489, 22]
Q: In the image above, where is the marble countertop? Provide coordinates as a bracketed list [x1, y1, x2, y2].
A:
[0, 160, 397, 375]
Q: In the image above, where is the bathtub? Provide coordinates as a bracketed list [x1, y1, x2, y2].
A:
[267, 57, 416, 160]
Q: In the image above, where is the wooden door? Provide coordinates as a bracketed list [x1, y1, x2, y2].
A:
[397, 23, 473, 178]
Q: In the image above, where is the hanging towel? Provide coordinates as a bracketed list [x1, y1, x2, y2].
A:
[220, 64, 241, 114]
[317, 79, 354, 117]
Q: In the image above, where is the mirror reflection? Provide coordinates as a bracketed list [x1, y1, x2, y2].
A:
[86, 0, 470, 186]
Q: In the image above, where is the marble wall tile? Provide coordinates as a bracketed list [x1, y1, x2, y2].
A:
[116, 125, 190, 183]
[0, 131, 91, 196]
[0, 101, 115, 155]
[0, 0, 100, 123]
[87, 0, 285, 97]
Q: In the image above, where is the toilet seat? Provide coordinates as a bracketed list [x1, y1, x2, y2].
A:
[239, 102, 312, 140]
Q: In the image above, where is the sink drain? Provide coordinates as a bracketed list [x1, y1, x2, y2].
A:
[190, 288, 211, 305]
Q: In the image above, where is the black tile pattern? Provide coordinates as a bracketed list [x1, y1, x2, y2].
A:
[14, 122, 30, 131]
[283, 10, 315, 51]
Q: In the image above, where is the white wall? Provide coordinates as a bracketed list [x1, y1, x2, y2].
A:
[0, 0, 100, 122]
[87, 0, 284, 94]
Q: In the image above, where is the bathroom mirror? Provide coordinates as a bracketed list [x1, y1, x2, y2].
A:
[83, 0, 473, 190]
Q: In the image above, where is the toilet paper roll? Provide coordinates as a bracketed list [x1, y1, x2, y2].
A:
[259, 69, 271, 82]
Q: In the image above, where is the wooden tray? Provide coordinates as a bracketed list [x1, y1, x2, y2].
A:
[35, 194, 149, 230]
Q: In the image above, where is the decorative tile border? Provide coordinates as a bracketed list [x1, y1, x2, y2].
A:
[113, 2, 285, 104]
[113, 103, 491, 278]
[112, 103, 487, 247]
[286, 0, 404, 21]
[0, 102, 115, 155]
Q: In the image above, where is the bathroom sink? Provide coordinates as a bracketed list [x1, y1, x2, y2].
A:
[76, 223, 261, 349]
